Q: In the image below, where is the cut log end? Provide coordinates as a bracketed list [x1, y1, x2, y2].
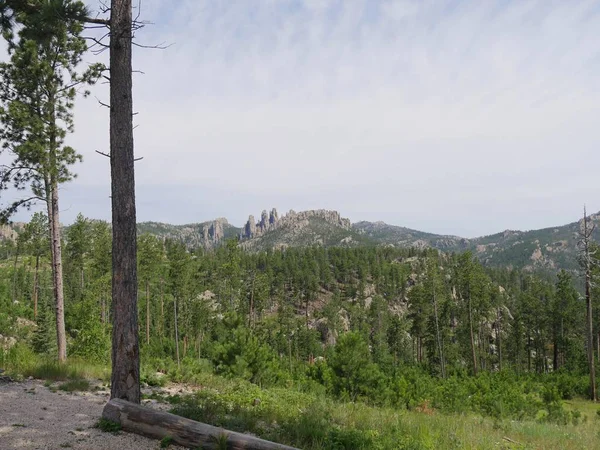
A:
[102, 398, 299, 450]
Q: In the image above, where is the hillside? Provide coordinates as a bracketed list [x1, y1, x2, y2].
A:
[353, 214, 600, 273]
[459, 213, 600, 272]
[1, 208, 597, 273]
[137, 219, 241, 249]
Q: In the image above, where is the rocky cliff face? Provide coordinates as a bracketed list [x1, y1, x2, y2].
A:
[240, 208, 351, 240]
[0, 223, 25, 242]
[138, 217, 236, 249]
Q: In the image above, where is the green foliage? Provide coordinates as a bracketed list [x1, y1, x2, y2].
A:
[160, 435, 174, 448]
[95, 418, 121, 433]
[210, 315, 285, 386]
[328, 332, 387, 403]
[69, 299, 109, 363]
[58, 378, 90, 392]
[0, 0, 102, 220]
[32, 301, 56, 355]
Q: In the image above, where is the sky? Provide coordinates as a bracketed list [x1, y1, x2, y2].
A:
[5, 0, 600, 237]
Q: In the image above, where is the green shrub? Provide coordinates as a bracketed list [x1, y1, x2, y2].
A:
[96, 418, 121, 433]
[58, 379, 90, 392]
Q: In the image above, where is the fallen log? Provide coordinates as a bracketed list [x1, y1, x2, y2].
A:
[102, 398, 299, 450]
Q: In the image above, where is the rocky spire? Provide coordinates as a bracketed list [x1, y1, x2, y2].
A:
[260, 210, 269, 232]
[244, 215, 257, 239]
[269, 208, 278, 225]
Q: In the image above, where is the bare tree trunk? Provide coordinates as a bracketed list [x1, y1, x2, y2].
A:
[47, 183, 67, 363]
[11, 243, 19, 303]
[249, 273, 255, 329]
[101, 294, 106, 325]
[432, 272, 445, 378]
[468, 291, 478, 375]
[585, 266, 596, 400]
[305, 295, 309, 330]
[174, 298, 180, 369]
[109, 0, 140, 404]
[580, 207, 597, 401]
[497, 307, 502, 371]
[33, 254, 40, 320]
[146, 279, 150, 345]
[527, 333, 532, 372]
[160, 277, 164, 337]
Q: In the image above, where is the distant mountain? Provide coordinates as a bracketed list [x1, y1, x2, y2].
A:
[352, 221, 469, 251]
[137, 218, 240, 249]
[462, 214, 600, 272]
[354, 214, 600, 273]
[239, 209, 372, 250]
[2, 207, 597, 274]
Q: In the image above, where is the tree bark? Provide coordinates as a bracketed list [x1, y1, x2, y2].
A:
[160, 277, 164, 337]
[581, 209, 597, 401]
[102, 398, 299, 450]
[497, 306, 502, 371]
[174, 298, 180, 369]
[431, 273, 445, 378]
[468, 290, 478, 375]
[33, 254, 40, 320]
[47, 183, 67, 363]
[11, 243, 19, 304]
[109, 0, 140, 404]
[146, 279, 150, 345]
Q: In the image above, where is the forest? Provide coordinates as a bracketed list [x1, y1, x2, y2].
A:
[2, 212, 600, 448]
[0, 0, 599, 448]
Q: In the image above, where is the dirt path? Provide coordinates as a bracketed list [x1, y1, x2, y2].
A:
[0, 379, 186, 450]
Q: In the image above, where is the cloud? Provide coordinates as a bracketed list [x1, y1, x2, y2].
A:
[8, 0, 600, 236]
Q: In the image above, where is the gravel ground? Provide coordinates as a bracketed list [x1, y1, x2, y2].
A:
[0, 379, 187, 450]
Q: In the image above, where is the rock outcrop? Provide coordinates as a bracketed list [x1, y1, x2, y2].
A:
[138, 218, 233, 250]
[240, 208, 351, 240]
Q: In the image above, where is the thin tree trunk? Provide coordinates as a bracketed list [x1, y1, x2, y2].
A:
[497, 306, 502, 371]
[174, 298, 180, 369]
[146, 279, 150, 345]
[585, 269, 596, 400]
[432, 273, 445, 378]
[527, 333, 532, 372]
[249, 274, 255, 328]
[305, 295, 309, 330]
[11, 244, 19, 303]
[581, 208, 597, 401]
[109, 0, 140, 404]
[160, 277, 164, 337]
[468, 291, 478, 375]
[101, 294, 106, 325]
[33, 254, 40, 320]
[48, 183, 67, 363]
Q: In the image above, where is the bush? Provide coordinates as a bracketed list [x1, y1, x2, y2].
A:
[210, 318, 285, 386]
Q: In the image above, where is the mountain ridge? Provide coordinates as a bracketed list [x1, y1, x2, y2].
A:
[2, 208, 598, 273]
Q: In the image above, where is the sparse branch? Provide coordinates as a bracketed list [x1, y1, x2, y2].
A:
[95, 96, 110, 108]
[132, 41, 172, 50]
[96, 150, 143, 162]
[84, 17, 110, 26]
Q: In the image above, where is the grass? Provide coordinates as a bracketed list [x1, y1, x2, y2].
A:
[95, 418, 121, 433]
[58, 379, 90, 392]
[168, 371, 600, 450]
[160, 435, 174, 448]
[4, 346, 599, 449]
[0, 343, 110, 382]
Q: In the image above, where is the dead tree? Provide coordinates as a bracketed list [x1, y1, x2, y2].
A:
[578, 206, 597, 401]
